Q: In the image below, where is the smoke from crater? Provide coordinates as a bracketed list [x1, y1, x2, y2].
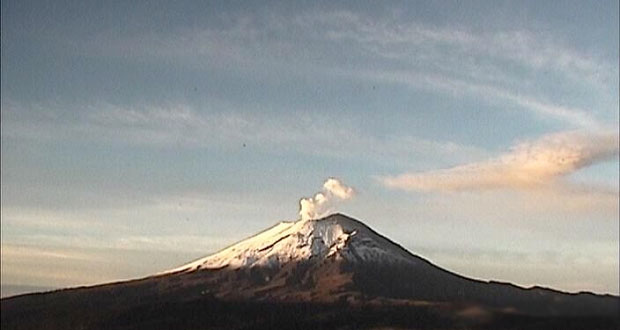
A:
[299, 178, 355, 221]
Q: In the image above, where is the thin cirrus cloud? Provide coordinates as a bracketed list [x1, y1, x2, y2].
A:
[380, 130, 619, 192]
[1, 101, 488, 166]
[364, 70, 602, 129]
[315, 11, 613, 83]
[87, 103, 485, 163]
[78, 10, 615, 129]
[88, 10, 614, 87]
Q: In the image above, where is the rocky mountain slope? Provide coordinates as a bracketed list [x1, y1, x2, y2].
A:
[2, 213, 618, 330]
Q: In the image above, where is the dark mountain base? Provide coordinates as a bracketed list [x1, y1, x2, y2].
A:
[2, 292, 619, 330]
[3, 214, 618, 329]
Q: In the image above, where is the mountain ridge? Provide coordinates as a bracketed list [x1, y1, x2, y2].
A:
[163, 213, 429, 274]
[2, 213, 618, 330]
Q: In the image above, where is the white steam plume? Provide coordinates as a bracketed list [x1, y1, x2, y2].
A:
[299, 178, 356, 221]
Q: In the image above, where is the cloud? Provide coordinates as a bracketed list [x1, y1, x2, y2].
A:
[381, 130, 619, 192]
[2, 100, 487, 168]
[322, 178, 355, 199]
[1, 244, 95, 261]
[364, 70, 601, 129]
[76, 10, 615, 129]
[89, 10, 614, 87]
[299, 178, 356, 221]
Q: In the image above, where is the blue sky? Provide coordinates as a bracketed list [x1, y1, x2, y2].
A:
[1, 0, 618, 296]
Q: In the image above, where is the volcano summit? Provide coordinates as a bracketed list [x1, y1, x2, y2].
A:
[2, 214, 618, 330]
[165, 213, 418, 273]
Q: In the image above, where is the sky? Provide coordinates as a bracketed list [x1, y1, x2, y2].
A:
[1, 0, 618, 297]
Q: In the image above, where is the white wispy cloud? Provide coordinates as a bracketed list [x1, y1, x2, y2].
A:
[88, 103, 485, 162]
[362, 70, 602, 128]
[2, 100, 487, 167]
[1, 244, 96, 261]
[381, 130, 619, 192]
[75, 10, 615, 128]
[307, 11, 615, 89]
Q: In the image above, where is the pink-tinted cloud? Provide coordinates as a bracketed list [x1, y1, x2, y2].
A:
[381, 130, 619, 192]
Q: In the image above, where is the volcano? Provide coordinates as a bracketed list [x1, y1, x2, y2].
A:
[2, 213, 618, 330]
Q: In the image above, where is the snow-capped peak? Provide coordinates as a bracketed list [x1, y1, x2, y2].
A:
[164, 213, 417, 274]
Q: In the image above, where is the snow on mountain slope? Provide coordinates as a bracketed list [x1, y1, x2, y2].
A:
[165, 213, 419, 274]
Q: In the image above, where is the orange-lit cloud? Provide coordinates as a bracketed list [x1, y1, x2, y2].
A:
[381, 130, 619, 192]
